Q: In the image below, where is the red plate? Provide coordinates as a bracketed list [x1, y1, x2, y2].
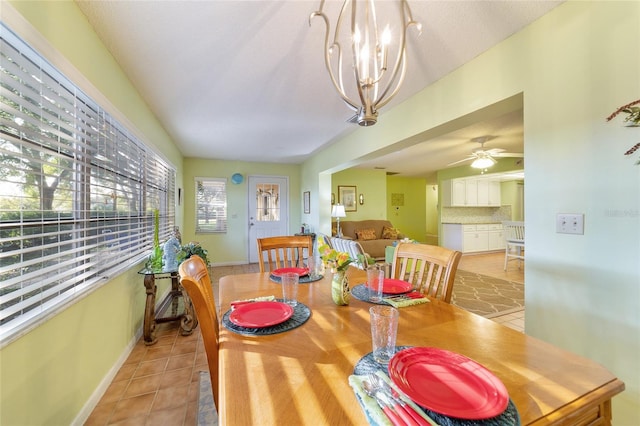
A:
[388, 347, 509, 419]
[229, 301, 294, 328]
[271, 267, 309, 277]
[382, 278, 412, 294]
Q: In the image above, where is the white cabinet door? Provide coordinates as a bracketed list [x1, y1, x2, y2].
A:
[463, 229, 489, 252]
[489, 231, 505, 250]
[465, 179, 478, 206]
[477, 179, 489, 205]
[452, 180, 467, 206]
[442, 224, 463, 251]
[442, 179, 467, 207]
[488, 179, 501, 206]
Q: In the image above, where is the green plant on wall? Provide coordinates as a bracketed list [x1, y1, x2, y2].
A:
[607, 99, 640, 164]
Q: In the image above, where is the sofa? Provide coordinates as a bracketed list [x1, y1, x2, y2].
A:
[332, 220, 404, 260]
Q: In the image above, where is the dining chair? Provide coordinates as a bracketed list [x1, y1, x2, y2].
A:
[178, 255, 219, 408]
[503, 221, 525, 271]
[391, 243, 462, 303]
[329, 237, 369, 269]
[257, 235, 313, 273]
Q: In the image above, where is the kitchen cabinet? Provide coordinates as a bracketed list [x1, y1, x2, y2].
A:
[442, 223, 504, 253]
[488, 224, 506, 250]
[442, 177, 501, 207]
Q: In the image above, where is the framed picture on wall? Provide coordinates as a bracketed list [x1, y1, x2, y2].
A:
[338, 185, 357, 212]
[303, 191, 310, 214]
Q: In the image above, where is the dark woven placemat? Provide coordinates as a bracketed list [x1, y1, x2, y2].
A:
[222, 300, 311, 336]
[353, 346, 521, 426]
[351, 284, 387, 305]
[269, 274, 324, 284]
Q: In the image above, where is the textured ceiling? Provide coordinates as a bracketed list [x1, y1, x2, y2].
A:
[75, 0, 562, 178]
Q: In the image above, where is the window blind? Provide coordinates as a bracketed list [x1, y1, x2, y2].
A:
[195, 178, 227, 233]
[0, 23, 175, 344]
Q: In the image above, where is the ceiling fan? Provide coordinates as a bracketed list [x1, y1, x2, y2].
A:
[448, 136, 524, 169]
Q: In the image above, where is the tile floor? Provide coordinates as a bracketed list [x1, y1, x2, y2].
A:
[86, 251, 524, 425]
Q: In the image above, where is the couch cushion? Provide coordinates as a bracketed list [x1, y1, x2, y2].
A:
[381, 225, 400, 239]
[355, 228, 377, 241]
[339, 220, 394, 239]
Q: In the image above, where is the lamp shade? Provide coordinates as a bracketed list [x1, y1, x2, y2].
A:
[471, 157, 496, 169]
[331, 204, 346, 218]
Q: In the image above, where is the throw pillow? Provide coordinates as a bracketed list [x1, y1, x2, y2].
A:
[355, 228, 377, 241]
[381, 225, 400, 239]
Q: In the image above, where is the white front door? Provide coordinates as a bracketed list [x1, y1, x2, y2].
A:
[248, 176, 289, 263]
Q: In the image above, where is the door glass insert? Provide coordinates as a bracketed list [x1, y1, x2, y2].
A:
[256, 184, 280, 221]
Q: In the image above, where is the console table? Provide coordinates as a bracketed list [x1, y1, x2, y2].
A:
[138, 266, 198, 345]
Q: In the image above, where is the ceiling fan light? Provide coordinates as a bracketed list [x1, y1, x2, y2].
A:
[471, 157, 496, 169]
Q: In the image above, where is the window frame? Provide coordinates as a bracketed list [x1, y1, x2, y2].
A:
[0, 22, 175, 346]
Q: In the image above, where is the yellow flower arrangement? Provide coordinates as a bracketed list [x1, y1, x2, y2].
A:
[317, 237, 352, 272]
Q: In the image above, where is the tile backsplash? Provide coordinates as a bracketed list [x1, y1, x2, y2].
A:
[442, 206, 512, 224]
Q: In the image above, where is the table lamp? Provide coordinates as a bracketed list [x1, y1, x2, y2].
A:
[331, 204, 346, 237]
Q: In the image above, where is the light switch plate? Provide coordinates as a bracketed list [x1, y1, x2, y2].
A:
[556, 213, 584, 234]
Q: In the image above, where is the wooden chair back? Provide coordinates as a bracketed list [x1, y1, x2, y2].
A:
[257, 235, 313, 273]
[391, 243, 462, 303]
[178, 255, 218, 407]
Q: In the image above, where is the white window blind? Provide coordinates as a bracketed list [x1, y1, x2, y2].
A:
[195, 178, 227, 233]
[0, 23, 175, 344]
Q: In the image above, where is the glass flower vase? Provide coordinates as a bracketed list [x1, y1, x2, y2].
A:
[331, 270, 350, 306]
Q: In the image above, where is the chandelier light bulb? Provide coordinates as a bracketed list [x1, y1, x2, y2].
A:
[310, 0, 421, 126]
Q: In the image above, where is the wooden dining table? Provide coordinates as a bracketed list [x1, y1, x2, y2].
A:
[217, 269, 624, 425]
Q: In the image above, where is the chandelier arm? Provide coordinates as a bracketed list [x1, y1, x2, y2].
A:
[310, 8, 359, 111]
[374, 0, 420, 106]
[376, 54, 407, 109]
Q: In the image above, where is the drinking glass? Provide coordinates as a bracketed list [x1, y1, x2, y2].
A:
[370, 305, 399, 364]
[281, 272, 299, 306]
[366, 266, 385, 303]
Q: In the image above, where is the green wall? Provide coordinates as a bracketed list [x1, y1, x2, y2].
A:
[329, 169, 428, 241]
[2, 1, 639, 424]
[331, 168, 387, 221]
[1, 2, 183, 424]
[181, 158, 302, 264]
[386, 176, 427, 241]
[302, 2, 639, 422]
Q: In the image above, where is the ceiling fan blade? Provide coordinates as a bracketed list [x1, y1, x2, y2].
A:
[447, 157, 474, 166]
[493, 152, 524, 158]
[485, 148, 506, 155]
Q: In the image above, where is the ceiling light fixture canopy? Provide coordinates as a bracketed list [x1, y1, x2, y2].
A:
[310, 0, 421, 126]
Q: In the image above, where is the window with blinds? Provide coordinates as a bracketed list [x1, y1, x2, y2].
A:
[195, 178, 227, 233]
[0, 24, 175, 344]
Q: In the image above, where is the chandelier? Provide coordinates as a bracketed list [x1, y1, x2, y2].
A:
[309, 0, 421, 126]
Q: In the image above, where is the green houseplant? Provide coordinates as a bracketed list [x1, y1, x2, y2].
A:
[177, 242, 210, 266]
[607, 99, 640, 164]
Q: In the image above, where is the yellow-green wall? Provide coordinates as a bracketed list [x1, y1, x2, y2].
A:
[181, 158, 302, 264]
[331, 168, 387, 221]
[2, 1, 638, 424]
[386, 176, 427, 241]
[1, 2, 183, 424]
[302, 2, 639, 422]
[329, 169, 428, 241]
